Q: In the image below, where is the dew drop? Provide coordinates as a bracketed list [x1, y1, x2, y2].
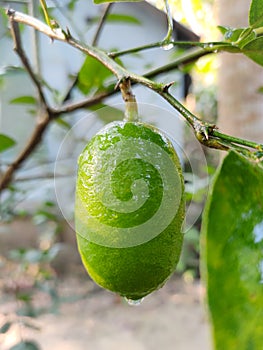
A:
[203, 43, 214, 50]
[162, 43, 174, 51]
[124, 297, 144, 306]
[225, 30, 233, 40]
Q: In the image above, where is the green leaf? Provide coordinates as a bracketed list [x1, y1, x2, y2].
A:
[0, 322, 12, 334]
[77, 56, 113, 95]
[55, 117, 72, 130]
[222, 27, 244, 42]
[94, 0, 142, 4]
[249, 0, 263, 28]
[67, 0, 78, 10]
[10, 96, 37, 105]
[0, 66, 25, 76]
[217, 25, 230, 36]
[90, 103, 124, 123]
[201, 151, 263, 349]
[90, 13, 141, 25]
[9, 341, 40, 350]
[104, 13, 141, 24]
[236, 28, 257, 48]
[242, 37, 263, 66]
[0, 134, 16, 153]
[219, 26, 256, 47]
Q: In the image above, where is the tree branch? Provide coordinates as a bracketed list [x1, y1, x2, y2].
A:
[0, 12, 53, 191]
[5, 9, 162, 89]
[6, 9, 126, 78]
[62, 3, 112, 103]
[158, 90, 263, 153]
[0, 111, 50, 190]
[163, 0, 174, 45]
[2, 8, 263, 193]
[51, 90, 116, 116]
[55, 47, 209, 116]
[92, 3, 112, 46]
[9, 15, 48, 107]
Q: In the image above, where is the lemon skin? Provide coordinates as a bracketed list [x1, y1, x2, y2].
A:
[75, 121, 185, 300]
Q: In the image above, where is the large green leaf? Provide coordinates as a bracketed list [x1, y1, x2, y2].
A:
[242, 37, 263, 67]
[201, 151, 263, 349]
[249, 0, 263, 28]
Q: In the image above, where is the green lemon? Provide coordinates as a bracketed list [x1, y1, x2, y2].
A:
[75, 121, 185, 300]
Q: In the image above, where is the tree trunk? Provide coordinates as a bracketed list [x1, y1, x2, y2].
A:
[217, 0, 263, 143]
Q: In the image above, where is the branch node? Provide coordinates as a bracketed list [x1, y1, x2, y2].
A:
[118, 77, 139, 122]
[6, 7, 15, 16]
[163, 81, 175, 92]
[64, 27, 72, 40]
[114, 76, 130, 91]
[194, 119, 217, 141]
[108, 51, 114, 58]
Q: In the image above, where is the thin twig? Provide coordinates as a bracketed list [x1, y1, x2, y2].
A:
[108, 41, 223, 59]
[92, 3, 112, 46]
[6, 9, 126, 77]
[212, 130, 263, 150]
[52, 47, 209, 116]
[163, 0, 174, 44]
[28, 0, 41, 74]
[159, 90, 263, 152]
[5, 8, 160, 89]
[63, 3, 112, 102]
[0, 112, 50, 190]
[9, 15, 47, 106]
[0, 0, 27, 3]
[0, 14, 52, 191]
[51, 90, 116, 116]
[144, 47, 208, 79]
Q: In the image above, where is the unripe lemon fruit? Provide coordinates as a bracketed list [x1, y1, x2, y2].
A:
[75, 121, 185, 300]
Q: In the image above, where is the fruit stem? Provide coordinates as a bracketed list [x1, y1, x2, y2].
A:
[119, 77, 139, 122]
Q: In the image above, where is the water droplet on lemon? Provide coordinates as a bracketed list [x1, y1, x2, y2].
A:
[125, 297, 144, 306]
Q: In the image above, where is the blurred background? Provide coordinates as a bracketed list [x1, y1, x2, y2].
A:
[1, 0, 262, 349]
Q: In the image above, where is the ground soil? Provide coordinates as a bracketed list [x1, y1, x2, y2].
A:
[0, 271, 212, 350]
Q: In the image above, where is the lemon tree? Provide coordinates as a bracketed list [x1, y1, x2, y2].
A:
[2, 0, 263, 348]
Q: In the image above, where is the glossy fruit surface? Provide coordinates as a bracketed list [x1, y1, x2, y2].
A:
[75, 121, 185, 300]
